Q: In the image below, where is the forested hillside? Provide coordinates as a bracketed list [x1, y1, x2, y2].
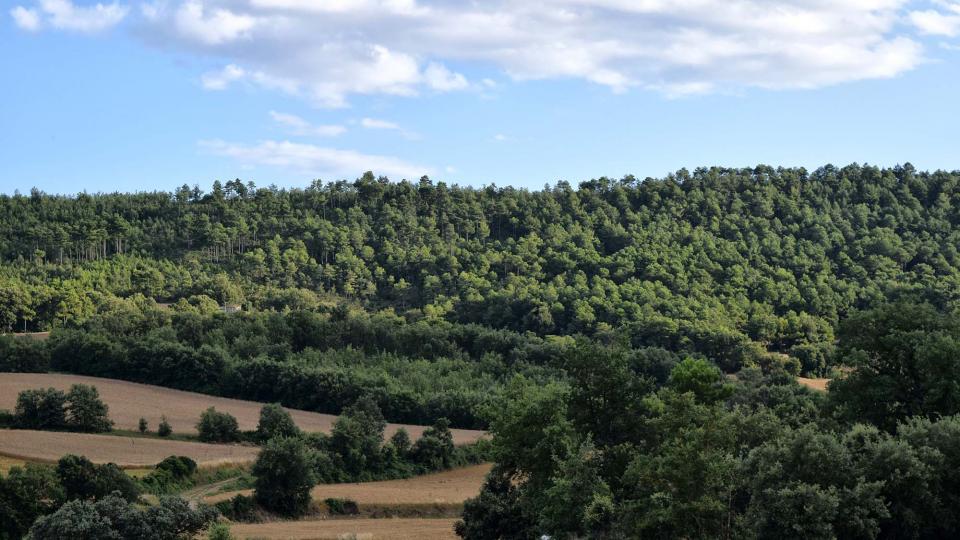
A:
[5, 164, 960, 539]
[3, 164, 959, 376]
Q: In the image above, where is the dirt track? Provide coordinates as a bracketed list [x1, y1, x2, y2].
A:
[230, 518, 458, 539]
[0, 373, 485, 444]
[0, 429, 259, 467]
[207, 463, 491, 505]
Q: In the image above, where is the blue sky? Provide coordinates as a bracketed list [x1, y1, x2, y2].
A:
[2, 0, 960, 195]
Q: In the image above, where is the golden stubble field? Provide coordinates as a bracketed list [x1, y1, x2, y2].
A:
[0, 429, 260, 467]
[0, 373, 485, 444]
[207, 463, 492, 506]
[230, 517, 459, 539]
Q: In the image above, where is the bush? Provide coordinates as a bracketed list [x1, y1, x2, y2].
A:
[215, 494, 258, 522]
[253, 437, 318, 516]
[324, 497, 359, 515]
[207, 522, 234, 540]
[28, 493, 217, 540]
[0, 408, 13, 428]
[158, 415, 172, 437]
[139, 417, 148, 433]
[197, 407, 241, 443]
[56, 455, 139, 502]
[156, 455, 198, 478]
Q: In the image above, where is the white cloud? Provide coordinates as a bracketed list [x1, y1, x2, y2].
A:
[270, 111, 345, 137]
[11, 0, 127, 32]
[424, 62, 469, 91]
[10, 6, 41, 30]
[174, 1, 255, 45]
[910, 2, 960, 37]
[14, 0, 941, 101]
[360, 117, 419, 139]
[201, 64, 299, 94]
[200, 139, 430, 179]
[201, 64, 246, 90]
[360, 118, 401, 131]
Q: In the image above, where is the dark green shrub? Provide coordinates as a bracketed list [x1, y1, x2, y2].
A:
[197, 407, 241, 443]
[215, 494, 258, 522]
[324, 497, 359, 515]
[158, 415, 172, 437]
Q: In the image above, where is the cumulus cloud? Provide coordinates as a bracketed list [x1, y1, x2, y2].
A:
[911, 2, 960, 37]
[12, 1, 942, 101]
[10, 6, 41, 30]
[174, 1, 255, 45]
[10, 0, 128, 32]
[270, 111, 346, 137]
[200, 139, 430, 179]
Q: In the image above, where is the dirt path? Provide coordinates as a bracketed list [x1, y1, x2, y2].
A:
[0, 373, 486, 444]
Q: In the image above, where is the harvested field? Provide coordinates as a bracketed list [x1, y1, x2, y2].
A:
[230, 518, 458, 540]
[0, 373, 485, 444]
[208, 464, 491, 506]
[797, 377, 830, 392]
[0, 429, 259, 467]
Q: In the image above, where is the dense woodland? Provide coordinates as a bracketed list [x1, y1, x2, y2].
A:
[3, 164, 959, 375]
[3, 164, 960, 538]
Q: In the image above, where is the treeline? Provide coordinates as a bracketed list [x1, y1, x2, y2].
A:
[456, 302, 960, 539]
[3, 164, 959, 371]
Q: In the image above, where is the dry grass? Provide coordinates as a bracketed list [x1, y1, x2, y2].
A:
[797, 377, 830, 392]
[207, 464, 490, 506]
[0, 455, 27, 474]
[5, 332, 50, 341]
[0, 429, 260, 467]
[0, 373, 485, 444]
[230, 518, 458, 540]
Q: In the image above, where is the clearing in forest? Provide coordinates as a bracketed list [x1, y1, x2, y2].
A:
[797, 377, 830, 391]
[0, 373, 486, 444]
[230, 517, 458, 539]
[0, 429, 259, 467]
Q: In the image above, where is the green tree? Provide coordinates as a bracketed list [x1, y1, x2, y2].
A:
[256, 403, 300, 442]
[14, 388, 66, 430]
[252, 437, 318, 516]
[64, 384, 112, 433]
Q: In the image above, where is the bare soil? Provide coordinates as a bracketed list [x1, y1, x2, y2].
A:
[0, 373, 485, 444]
[230, 518, 459, 539]
[0, 429, 259, 467]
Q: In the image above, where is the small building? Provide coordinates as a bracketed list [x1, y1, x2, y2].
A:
[221, 303, 243, 314]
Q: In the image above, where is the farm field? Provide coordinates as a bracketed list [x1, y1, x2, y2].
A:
[0, 373, 486, 444]
[207, 463, 491, 505]
[0, 429, 259, 467]
[230, 518, 459, 539]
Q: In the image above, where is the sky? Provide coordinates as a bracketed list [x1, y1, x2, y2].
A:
[1, 0, 960, 195]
